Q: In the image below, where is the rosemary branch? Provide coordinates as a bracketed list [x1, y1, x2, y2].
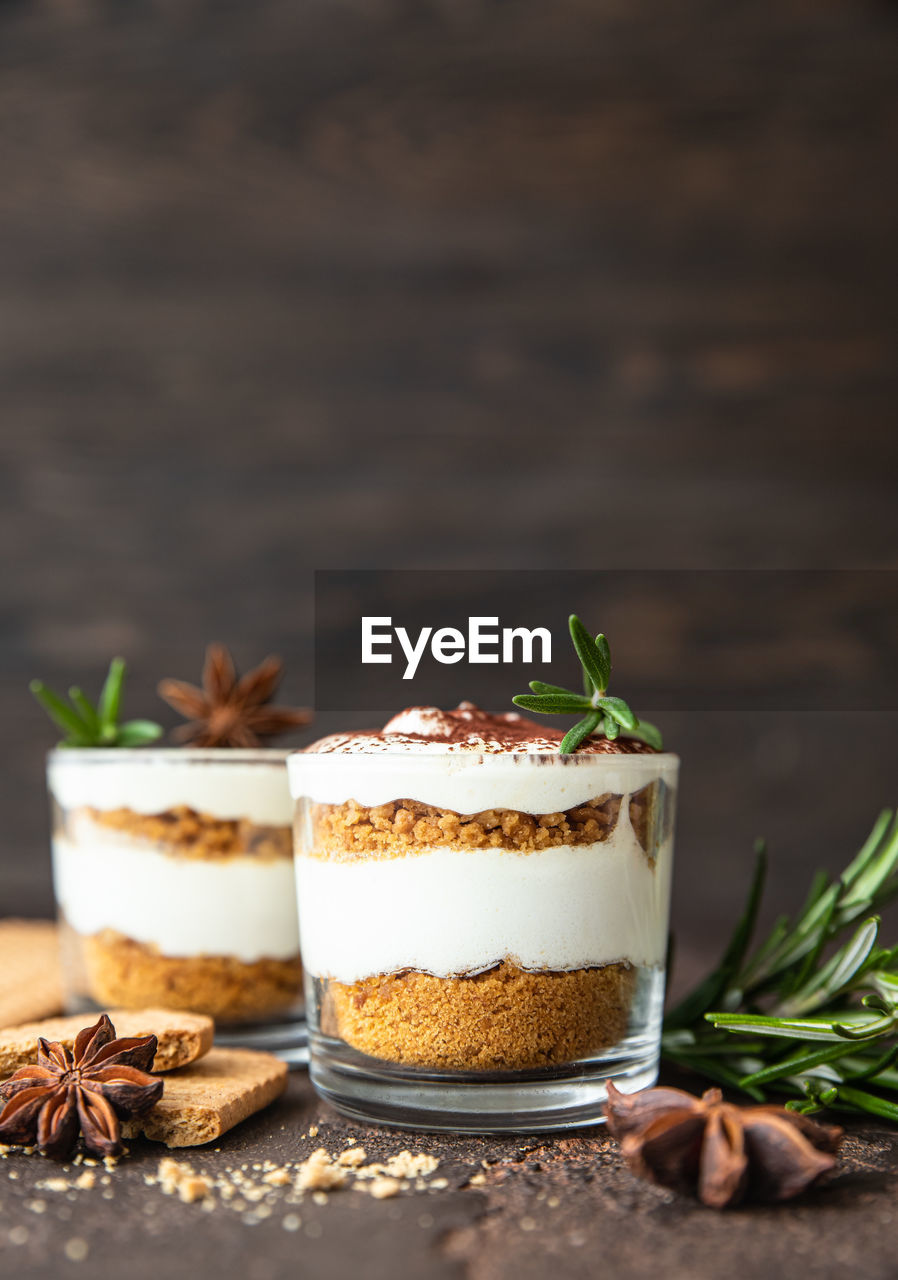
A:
[512, 615, 663, 753]
[663, 809, 898, 1121]
[30, 658, 163, 748]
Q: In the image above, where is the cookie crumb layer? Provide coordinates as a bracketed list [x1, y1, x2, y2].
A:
[77, 931, 302, 1022]
[78, 806, 292, 862]
[309, 794, 641, 859]
[320, 961, 636, 1069]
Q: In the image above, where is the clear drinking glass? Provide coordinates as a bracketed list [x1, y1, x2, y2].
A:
[48, 749, 304, 1052]
[289, 748, 678, 1132]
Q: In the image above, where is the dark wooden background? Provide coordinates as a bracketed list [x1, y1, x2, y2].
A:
[1, 0, 897, 998]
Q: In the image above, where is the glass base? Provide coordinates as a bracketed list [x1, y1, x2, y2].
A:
[216, 1018, 309, 1067]
[308, 1034, 659, 1133]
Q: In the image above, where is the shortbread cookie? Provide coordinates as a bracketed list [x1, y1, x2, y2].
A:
[0, 1008, 214, 1079]
[0, 920, 64, 1029]
[122, 1047, 288, 1148]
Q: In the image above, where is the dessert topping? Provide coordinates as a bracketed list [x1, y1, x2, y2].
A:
[0, 1014, 162, 1160]
[30, 658, 163, 748]
[158, 644, 312, 747]
[513, 615, 663, 753]
[605, 1081, 842, 1208]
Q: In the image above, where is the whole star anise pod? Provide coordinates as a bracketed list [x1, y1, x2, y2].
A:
[0, 1015, 163, 1160]
[606, 1081, 843, 1208]
[158, 644, 313, 747]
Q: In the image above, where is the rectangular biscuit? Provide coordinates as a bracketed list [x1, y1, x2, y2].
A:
[0, 1008, 214, 1079]
[122, 1047, 288, 1148]
[0, 920, 64, 1030]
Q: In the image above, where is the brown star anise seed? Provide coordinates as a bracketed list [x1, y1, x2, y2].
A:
[158, 644, 313, 748]
[606, 1081, 843, 1208]
[0, 1014, 163, 1160]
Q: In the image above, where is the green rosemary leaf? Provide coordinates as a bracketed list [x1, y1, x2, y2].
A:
[31, 657, 163, 749]
[594, 696, 637, 730]
[834, 1085, 898, 1123]
[623, 720, 664, 751]
[840, 809, 896, 894]
[560, 711, 601, 754]
[116, 720, 164, 747]
[29, 681, 90, 740]
[512, 615, 663, 753]
[98, 657, 126, 733]
[842, 1043, 898, 1083]
[68, 688, 100, 736]
[706, 1012, 871, 1043]
[831, 1011, 898, 1040]
[512, 693, 593, 714]
[568, 615, 608, 697]
[839, 813, 898, 914]
[665, 845, 767, 1031]
[595, 633, 611, 688]
[779, 917, 881, 1017]
[739, 1042, 861, 1089]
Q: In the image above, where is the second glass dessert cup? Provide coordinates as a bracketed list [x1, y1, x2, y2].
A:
[289, 748, 678, 1132]
[48, 748, 305, 1056]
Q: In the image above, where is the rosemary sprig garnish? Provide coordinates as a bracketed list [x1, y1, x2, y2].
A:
[663, 808, 898, 1122]
[512, 615, 663, 753]
[30, 658, 163, 748]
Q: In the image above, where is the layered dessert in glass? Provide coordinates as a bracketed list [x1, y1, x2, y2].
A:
[49, 749, 302, 1026]
[289, 704, 678, 1131]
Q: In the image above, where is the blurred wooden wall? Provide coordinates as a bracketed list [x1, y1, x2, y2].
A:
[1, 0, 896, 987]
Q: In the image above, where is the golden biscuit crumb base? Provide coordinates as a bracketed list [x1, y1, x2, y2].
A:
[75, 930, 302, 1023]
[321, 960, 637, 1070]
[66, 806, 292, 862]
[307, 789, 656, 860]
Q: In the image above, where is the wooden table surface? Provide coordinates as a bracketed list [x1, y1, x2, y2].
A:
[3, 1069, 898, 1280]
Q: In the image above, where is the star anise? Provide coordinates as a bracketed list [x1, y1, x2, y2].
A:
[0, 1015, 163, 1160]
[158, 644, 313, 747]
[606, 1081, 843, 1208]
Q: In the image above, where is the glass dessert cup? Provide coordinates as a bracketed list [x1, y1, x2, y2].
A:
[48, 749, 305, 1056]
[290, 747, 678, 1132]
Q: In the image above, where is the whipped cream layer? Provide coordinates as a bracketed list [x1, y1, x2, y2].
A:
[48, 749, 293, 825]
[291, 704, 677, 812]
[53, 820, 300, 962]
[295, 807, 673, 982]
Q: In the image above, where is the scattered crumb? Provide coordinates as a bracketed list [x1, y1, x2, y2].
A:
[366, 1177, 402, 1200]
[9, 1225, 29, 1245]
[283, 1214, 301, 1232]
[308, 1125, 319, 1137]
[468, 1173, 486, 1186]
[294, 1150, 348, 1192]
[37, 1177, 71, 1193]
[74, 1171, 96, 1191]
[64, 1237, 89, 1262]
[157, 1158, 213, 1204]
[336, 1147, 366, 1167]
[262, 1168, 291, 1187]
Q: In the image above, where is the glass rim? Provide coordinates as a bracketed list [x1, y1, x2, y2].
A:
[47, 747, 293, 765]
[287, 748, 680, 766]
